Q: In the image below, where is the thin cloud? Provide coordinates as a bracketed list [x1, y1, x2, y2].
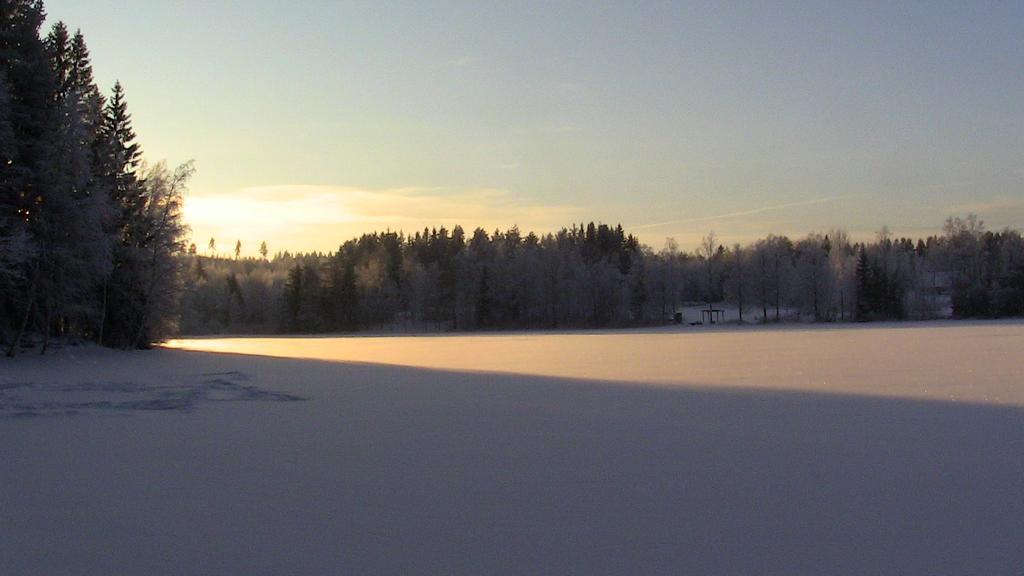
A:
[511, 124, 578, 136]
[556, 81, 585, 97]
[631, 196, 852, 231]
[183, 185, 580, 255]
[944, 196, 1024, 217]
[443, 55, 479, 68]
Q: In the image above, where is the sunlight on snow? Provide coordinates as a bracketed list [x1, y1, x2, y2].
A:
[165, 322, 1024, 406]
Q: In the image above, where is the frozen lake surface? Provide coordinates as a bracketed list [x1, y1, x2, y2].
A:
[168, 320, 1024, 406]
[3, 321, 1024, 574]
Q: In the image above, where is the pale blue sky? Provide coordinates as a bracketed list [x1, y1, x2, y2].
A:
[46, 1, 1023, 253]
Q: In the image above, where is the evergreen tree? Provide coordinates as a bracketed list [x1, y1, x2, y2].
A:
[1, 4, 190, 351]
[855, 247, 873, 320]
[283, 263, 302, 331]
[1, 0, 52, 354]
[45, 21, 72, 98]
[475, 265, 492, 328]
[68, 30, 104, 140]
[98, 81, 143, 224]
[629, 257, 648, 321]
[337, 256, 358, 330]
[95, 81, 147, 347]
[300, 261, 324, 331]
[0, 2, 51, 208]
[0, 70, 34, 295]
[36, 31, 109, 350]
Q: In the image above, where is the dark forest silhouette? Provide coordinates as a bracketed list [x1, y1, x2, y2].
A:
[1, 2, 189, 355]
[181, 216, 1024, 336]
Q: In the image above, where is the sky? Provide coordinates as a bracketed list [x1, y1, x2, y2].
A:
[44, 1, 1023, 255]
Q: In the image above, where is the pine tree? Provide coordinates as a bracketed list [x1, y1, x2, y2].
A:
[629, 257, 648, 322]
[2, 3, 61, 355]
[0, 70, 14, 167]
[476, 265, 492, 328]
[0, 69, 33, 292]
[1, 5, 190, 351]
[283, 263, 303, 331]
[95, 81, 151, 347]
[36, 25, 111, 350]
[45, 21, 73, 98]
[0, 3, 52, 201]
[1, 0, 52, 253]
[337, 257, 358, 330]
[69, 30, 104, 138]
[99, 81, 143, 224]
[855, 247, 872, 320]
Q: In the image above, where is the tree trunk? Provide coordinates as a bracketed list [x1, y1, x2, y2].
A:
[7, 264, 41, 358]
[98, 278, 108, 346]
[40, 297, 52, 355]
[761, 279, 768, 323]
[737, 279, 744, 323]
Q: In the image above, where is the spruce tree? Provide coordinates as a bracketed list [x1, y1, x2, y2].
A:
[1, 4, 190, 351]
[96, 81, 147, 347]
[0, 70, 15, 198]
[476, 265, 492, 328]
[69, 30, 104, 135]
[0, 0, 51, 226]
[99, 81, 143, 223]
[0, 70, 32, 292]
[855, 247, 873, 320]
[45, 21, 72, 98]
[283, 263, 303, 331]
[338, 257, 358, 330]
[2, 1, 56, 354]
[37, 21, 110, 349]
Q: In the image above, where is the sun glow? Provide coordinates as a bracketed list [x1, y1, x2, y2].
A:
[183, 185, 579, 256]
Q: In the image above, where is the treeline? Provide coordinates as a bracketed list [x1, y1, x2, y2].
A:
[179, 215, 1024, 335]
[1, 1, 191, 354]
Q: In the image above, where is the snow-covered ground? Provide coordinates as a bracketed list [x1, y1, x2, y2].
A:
[168, 320, 1024, 406]
[3, 321, 1024, 574]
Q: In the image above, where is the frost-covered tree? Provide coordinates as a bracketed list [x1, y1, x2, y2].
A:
[127, 161, 192, 346]
[793, 233, 833, 321]
[175, 215, 1024, 337]
[0, 71, 32, 288]
[724, 243, 750, 322]
[35, 39, 110, 351]
[98, 81, 143, 224]
[698, 231, 721, 310]
[69, 30, 105, 144]
[0, 3, 190, 353]
[95, 81, 148, 347]
[2, 0, 52, 354]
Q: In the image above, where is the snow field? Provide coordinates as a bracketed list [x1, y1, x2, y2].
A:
[3, 321, 1023, 574]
